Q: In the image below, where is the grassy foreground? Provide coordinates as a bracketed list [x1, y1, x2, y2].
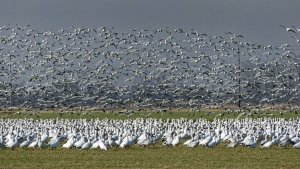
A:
[1, 110, 300, 169]
[0, 145, 300, 169]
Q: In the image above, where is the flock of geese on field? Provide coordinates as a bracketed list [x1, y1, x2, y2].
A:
[0, 25, 299, 111]
[1, 117, 300, 150]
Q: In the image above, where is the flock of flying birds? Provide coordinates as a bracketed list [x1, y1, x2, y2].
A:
[0, 24, 299, 112]
[1, 117, 300, 150]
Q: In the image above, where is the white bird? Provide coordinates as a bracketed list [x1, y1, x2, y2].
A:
[81, 139, 92, 149]
[185, 139, 199, 148]
[260, 135, 268, 146]
[244, 135, 257, 148]
[49, 136, 61, 149]
[19, 136, 32, 148]
[199, 134, 212, 146]
[292, 141, 300, 149]
[280, 25, 297, 34]
[183, 134, 198, 147]
[5, 136, 19, 149]
[108, 134, 118, 147]
[291, 136, 300, 144]
[115, 133, 123, 146]
[171, 134, 181, 147]
[40, 130, 49, 143]
[162, 132, 173, 146]
[261, 136, 276, 148]
[91, 140, 100, 149]
[98, 139, 108, 151]
[62, 137, 76, 149]
[37, 135, 47, 149]
[28, 138, 38, 148]
[227, 140, 238, 148]
[138, 134, 154, 147]
[119, 135, 134, 148]
[227, 133, 239, 148]
[74, 136, 87, 148]
[207, 137, 218, 148]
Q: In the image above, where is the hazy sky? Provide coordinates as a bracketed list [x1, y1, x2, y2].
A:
[0, 0, 299, 45]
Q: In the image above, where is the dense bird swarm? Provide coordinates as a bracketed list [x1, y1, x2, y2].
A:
[1, 116, 300, 150]
[0, 25, 299, 111]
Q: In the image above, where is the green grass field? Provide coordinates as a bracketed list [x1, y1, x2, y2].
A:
[1, 110, 300, 169]
[1, 144, 299, 169]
